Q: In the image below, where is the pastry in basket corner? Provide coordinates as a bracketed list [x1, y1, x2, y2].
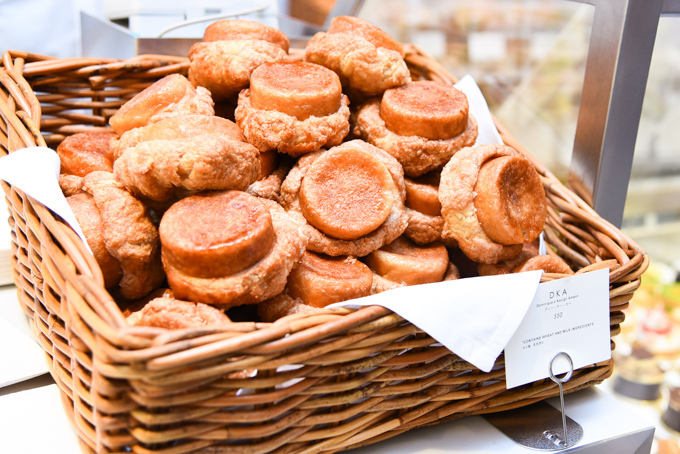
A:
[305, 15, 411, 97]
[66, 171, 164, 300]
[188, 19, 290, 102]
[235, 61, 350, 157]
[279, 139, 408, 257]
[159, 190, 307, 308]
[439, 143, 547, 265]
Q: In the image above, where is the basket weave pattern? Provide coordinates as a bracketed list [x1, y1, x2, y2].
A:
[0, 46, 648, 453]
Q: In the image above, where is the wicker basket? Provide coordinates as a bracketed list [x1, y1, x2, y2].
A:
[0, 46, 648, 454]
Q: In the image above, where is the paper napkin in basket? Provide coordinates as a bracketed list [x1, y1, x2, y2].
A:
[327, 271, 542, 372]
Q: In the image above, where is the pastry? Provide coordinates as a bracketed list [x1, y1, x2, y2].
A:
[109, 74, 214, 135]
[188, 20, 289, 102]
[110, 114, 245, 161]
[113, 133, 261, 203]
[439, 144, 546, 264]
[257, 291, 318, 323]
[304, 15, 411, 96]
[159, 191, 307, 308]
[286, 251, 373, 307]
[78, 171, 164, 300]
[363, 236, 449, 286]
[280, 140, 407, 257]
[354, 81, 478, 177]
[126, 297, 230, 329]
[402, 172, 446, 245]
[235, 61, 350, 156]
[57, 132, 117, 176]
[67, 192, 122, 289]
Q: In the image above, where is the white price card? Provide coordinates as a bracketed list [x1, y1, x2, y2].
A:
[504, 268, 611, 389]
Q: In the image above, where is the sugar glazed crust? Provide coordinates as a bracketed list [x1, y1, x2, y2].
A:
[279, 140, 408, 257]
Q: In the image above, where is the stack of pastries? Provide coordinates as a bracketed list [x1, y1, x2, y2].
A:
[56, 17, 571, 329]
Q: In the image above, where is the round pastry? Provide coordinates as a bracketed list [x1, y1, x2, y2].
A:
[402, 172, 446, 245]
[439, 144, 546, 264]
[127, 297, 230, 329]
[280, 140, 407, 257]
[235, 61, 350, 157]
[202, 19, 290, 52]
[354, 81, 478, 177]
[113, 134, 261, 203]
[110, 114, 245, 161]
[57, 132, 117, 177]
[188, 20, 289, 102]
[286, 251, 373, 307]
[257, 291, 318, 323]
[67, 192, 122, 288]
[79, 171, 165, 300]
[364, 236, 449, 286]
[109, 74, 214, 135]
[304, 16, 411, 96]
[159, 191, 307, 308]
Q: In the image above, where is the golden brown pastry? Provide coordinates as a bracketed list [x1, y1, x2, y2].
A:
[478, 250, 573, 276]
[402, 172, 446, 245]
[202, 19, 290, 52]
[59, 174, 83, 197]
[126, 297, 230, 329]
[188, 20, 289, 102]
[280, 140, 407, 257]
[286, 251, 373, 307]
[110, 114, 245, 161]
[364, 236, 449, 286]
[57, 132, 117, 176]
[67, 192, 122, 288]
[113, 134, 260, 204]
[235, 61, 350, 156]
[77, 171, 164, 300]
[257, 291, 318, 323]
[354, 81, 478, 177]
[439, 144, 547, 264]
[246, 154, 294, 202]
[159, 191, 307, 308]
[304, 16, 411, 96]
[109, 74, 214, 135]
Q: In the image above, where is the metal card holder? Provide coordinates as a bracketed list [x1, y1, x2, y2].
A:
[484, 352, 584, 451]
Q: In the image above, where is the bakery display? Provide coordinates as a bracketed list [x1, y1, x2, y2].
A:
[188, 19, 289, 102]
[235, 61, 350, 156]
[439, 144, 547, 264]
[0, 12, 652, 454]
[305, 16, 411, 96]
[354, 81, 478, 177]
